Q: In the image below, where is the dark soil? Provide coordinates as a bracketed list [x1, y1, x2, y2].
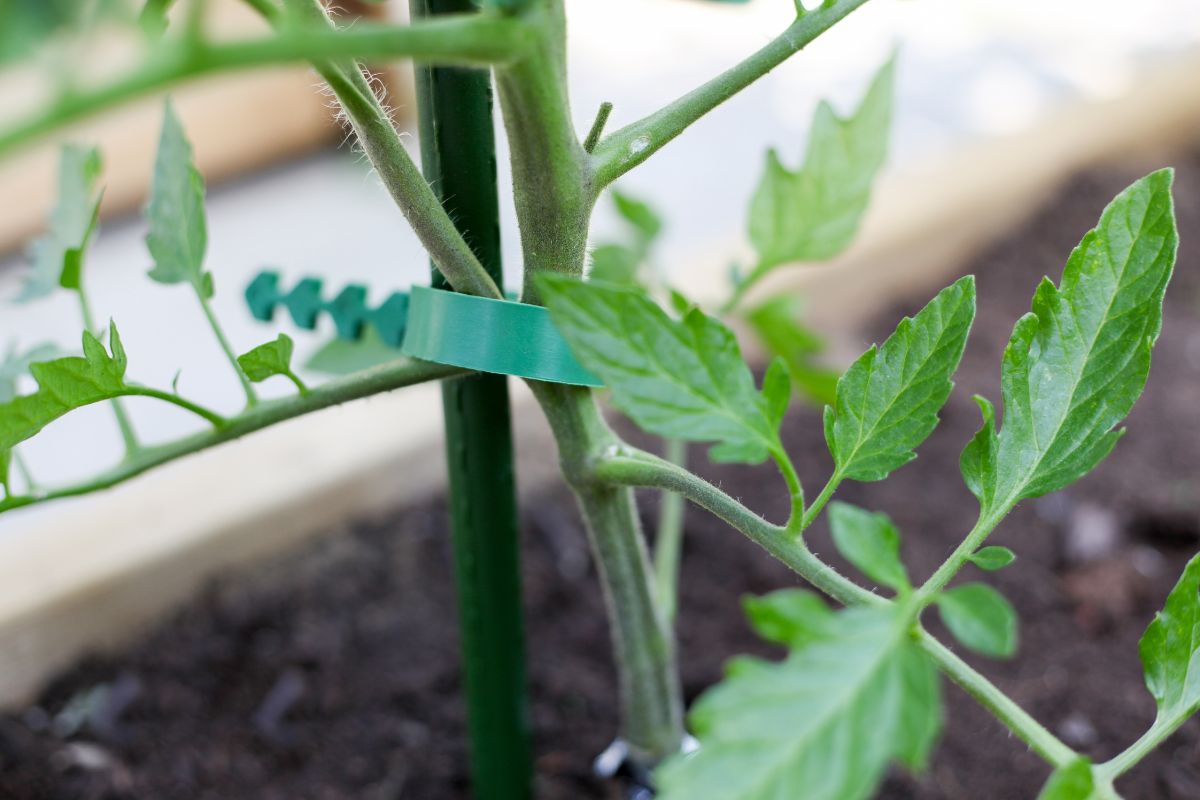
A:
[3, 156, 1200, 799]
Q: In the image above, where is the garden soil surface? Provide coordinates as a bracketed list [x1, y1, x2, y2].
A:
[3, 156, 1200, 799]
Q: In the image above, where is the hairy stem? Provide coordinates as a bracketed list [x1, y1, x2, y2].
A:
[590, 0, 873, 188]
[0, 13, 533, 160]
[653, 437, 688, 624]
[127, 386, 229, 427]
[1099, 713, 1188, 781]
[530, 382, 683, 762]
[914, 510, 1007, 606]
[0, 358, 462, 515]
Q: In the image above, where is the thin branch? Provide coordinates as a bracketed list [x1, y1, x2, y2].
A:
[0, 357, 463, 515]
[582, 101, 613, 154]
[0, 14, 534, 161]
[590, 0, 873, 188]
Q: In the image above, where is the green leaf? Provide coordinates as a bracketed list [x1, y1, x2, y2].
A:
[138, 0, 175, 37]
[828, 501, 910, 592]
[746, 57, 893, 273]
[0, 322, 131, 451]
[744, 296, 839, 406]
[1038, 759, 1096, 800]
[825, 276, 975, 482]
[589, 243, 642, 285]
[657, 606, 941, 800]
[743, 589, 837, 649]
[0, 448, 10, 493]
[19, 145, 103, 302]
[305, 328, 399, 376]
[964, 171, 1177, 513]
[238, 334, 296, 383]
[1138, 553, 1200, 735]
[0, 342, 62, 403]
[969, 546, 1016, 571]
[762, 357, 791, 430]
[936, 583, 1017, 659]
[612, 190, 663, 245]
[146, 101, 212, 298]
[539, 275, 780, 464]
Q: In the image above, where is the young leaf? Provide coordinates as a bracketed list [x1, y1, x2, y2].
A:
[936, 583, 1017, 659]
[19, 145, 103, 302]
[0, 323, 130, 451]
[238, 334, 295, 383]
[656, 606, 941, 800]
[539, 275, 781, 464]
[742, 589, 837, 649]
[963, 171, 1177, 513]
[969, 546, 1016, 571]
[1137, 553, 1200, 738]
[1038, 759, 1097, 800]
[828, 501, 910, 592]
[762, 357, 792, 430]
[747, 57, 893, 272]
[146, 101, 213, 299]
[612, 189, 663, 245]
[825, 275, 975, 482]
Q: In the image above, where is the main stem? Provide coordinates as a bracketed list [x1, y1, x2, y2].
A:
[495, 0, 684, 761]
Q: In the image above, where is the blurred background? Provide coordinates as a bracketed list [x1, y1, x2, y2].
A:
[0, 1, 1199, 795]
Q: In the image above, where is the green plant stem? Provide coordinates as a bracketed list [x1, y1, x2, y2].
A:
[76, 286, 141, 454]
[799, 473, 842, 531]
[0, 358, 462, 515]
[530, 382, 683, 763]
[914, 510, 1007, 606]
[917, 630, 1078, 768]
[277, 0, 504, 301]
[283, 369, 309, 396]
[595, 448, 1081, 771]
[653, 437, 688, 624]
[197, 293, 258, 408]
[582, 101, 614, 154]
[0, 14, 533, 160]
[771, 446, 805, 532]
[1099, 715, 1185, 781]
[127, 386, 228, 426]
[590, 0, 873, 188]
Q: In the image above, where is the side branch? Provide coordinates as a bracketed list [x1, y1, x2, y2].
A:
[0, 358, 462, 515]
[590, 0, 872, 188]
[0, 13, 533, 161]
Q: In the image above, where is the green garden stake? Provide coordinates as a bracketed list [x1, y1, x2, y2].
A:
[411, 1, 533, 799]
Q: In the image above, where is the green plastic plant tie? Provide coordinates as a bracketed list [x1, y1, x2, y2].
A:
[244, 271, 600, 386]
[401, 285, 602, 386]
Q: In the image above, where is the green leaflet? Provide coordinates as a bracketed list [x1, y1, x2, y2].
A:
[612, 189, 663, 245]
[305, 328, 399, 376]
[539, 275, 782, 464]
[239, 334, 295, 382]
[1138, 553, 1200, 735]
[656, 606, 941, 800]
[935, 583, 1017, 659]
[969, 546, 1016, 572]
[0, 323, 129, 451]
[19, 145, 103, 302]
[825, 275, 975, 482]
[743, 589, 838, 650]
[746, 57, 893, 275]
[744, 296, 839, 406]
[828, 501, 910, 592]
[589, 243, 642, 285]
[1038, 759, 1097, 800]
[146, 101, 213, 299]
[0, 342, 62, 403]
[963, 171, 1178, 514]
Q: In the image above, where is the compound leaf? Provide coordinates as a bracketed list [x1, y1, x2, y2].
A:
[825, 276, 975, 482]
[146, 101, 212, 298]
[0, 322, 131, 451]
[657, 606, 941, 800]
[936, 583, 1017, 659]
[965, 171, 1177, 514]
[19, 145, 103, 302]
[829, 501, 910, 592]
[540, 275, 780, 464]
[747, 57, 893, 273]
